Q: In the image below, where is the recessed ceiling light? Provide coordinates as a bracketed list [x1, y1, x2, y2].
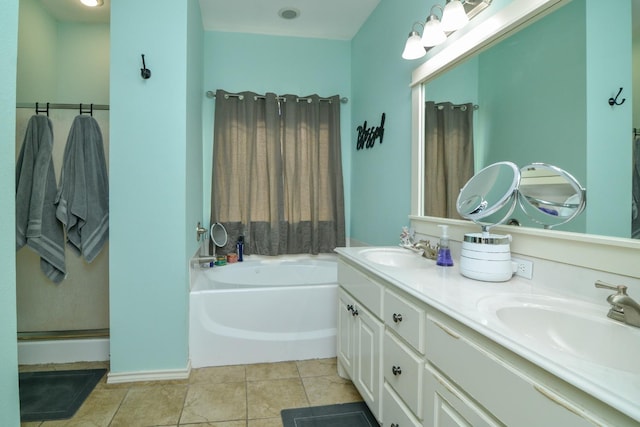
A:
[278, 8, 300, 20]
[80, 0, 104, 7]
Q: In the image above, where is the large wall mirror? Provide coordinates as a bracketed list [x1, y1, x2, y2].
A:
[411, 0, 638, 241]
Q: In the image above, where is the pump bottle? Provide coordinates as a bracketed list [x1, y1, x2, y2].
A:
[436, 225, 454, 267]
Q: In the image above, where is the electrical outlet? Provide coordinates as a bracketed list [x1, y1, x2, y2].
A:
[512, 257, 533, 279]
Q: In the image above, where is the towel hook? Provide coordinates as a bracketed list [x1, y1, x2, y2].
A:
[140, 54, 151, 79]
[79, 103, 94, 117]
[36, 102, 49, 117]
[608, 87, 626, 106]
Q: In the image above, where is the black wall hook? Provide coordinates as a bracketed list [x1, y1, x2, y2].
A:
[140, 54, 151, 79]
[608, 87, 625, 106]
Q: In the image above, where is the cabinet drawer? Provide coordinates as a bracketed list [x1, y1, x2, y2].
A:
[338, 260, 383, 318]
[426, 316, 599, 427]
[384, 330, 423, 418]
[384, 289, 425, 353]
[383, 382, 422, 427]
[424, 363, 503, 427]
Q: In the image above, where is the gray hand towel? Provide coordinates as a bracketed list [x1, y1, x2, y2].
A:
[15, 115, 67, 283]
[55, 115, 109, 262]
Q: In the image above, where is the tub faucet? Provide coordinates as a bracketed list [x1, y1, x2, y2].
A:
[413, 240, 439, 260]
[595, 280, 640, 328]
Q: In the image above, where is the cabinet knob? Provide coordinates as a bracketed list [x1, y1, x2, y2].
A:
[392, 365, 402, 375]
[347, 304, 354, 312]
[393, 313, 403, 323]
[352, 308, 359, 317]
[391, 423, 399, 427]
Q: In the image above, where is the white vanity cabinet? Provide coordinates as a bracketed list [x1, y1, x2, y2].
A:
[425, 313, 619, 427]
[383, 288, 426, 426]
[336, 253, 640, 427]
[337, 261, 384, 421]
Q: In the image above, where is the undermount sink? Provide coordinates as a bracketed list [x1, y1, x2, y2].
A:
[359, 247, 429, 268]
[477, 294, 640, 375]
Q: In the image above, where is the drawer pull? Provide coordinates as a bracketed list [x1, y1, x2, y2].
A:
[346, 304, 354, 312]
[534, 385, 585, 420]
[352, 308, 359, 317]
[393, 313, 403, 323]
[434, 321, 460, 339]
[392, 365, 402, 376]
[390, 424, 399, 427]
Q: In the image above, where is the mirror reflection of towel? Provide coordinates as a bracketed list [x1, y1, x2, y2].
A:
[15, 115, 67, 283]
[55, 115, 109, 262]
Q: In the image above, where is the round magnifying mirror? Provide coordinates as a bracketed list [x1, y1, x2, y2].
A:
[517, 163, 586, 229]
[456, 161, 521, 228]
[210, 222, 228, 247]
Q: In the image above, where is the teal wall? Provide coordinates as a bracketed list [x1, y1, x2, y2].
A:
[585, 0, 632, 238]
[201, 32, 351, 235]
[16, 0, 57, 102]
[109, 0, 202, 374]
[16, 0, 109, 104]
[0, 0, 20, 424]
[350, 0, 425, 245]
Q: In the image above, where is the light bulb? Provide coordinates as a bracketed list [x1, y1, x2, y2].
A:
[80, 0, 104, 7]
[421, 15, 447, 47]
[402, 31, 427, 60]
[441, 0, 469, 32]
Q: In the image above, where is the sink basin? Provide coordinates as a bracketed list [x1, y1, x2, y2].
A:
[477, 294, 640, 375]
[359, 247, 429, 268]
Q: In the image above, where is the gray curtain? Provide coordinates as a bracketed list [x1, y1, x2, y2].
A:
[211, 90, 345, 255]
[424, 101, 475, 218]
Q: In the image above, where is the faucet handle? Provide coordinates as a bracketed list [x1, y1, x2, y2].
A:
[595, 280, 628, 295]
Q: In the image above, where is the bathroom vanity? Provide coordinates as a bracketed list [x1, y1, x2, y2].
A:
[335, 246, 640, 427]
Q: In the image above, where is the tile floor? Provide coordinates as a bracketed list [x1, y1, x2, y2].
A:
[19, 358, 362, 427]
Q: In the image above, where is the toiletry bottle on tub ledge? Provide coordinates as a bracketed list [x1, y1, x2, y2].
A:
[237, 235, 244, 262]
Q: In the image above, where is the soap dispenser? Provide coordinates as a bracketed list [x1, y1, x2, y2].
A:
[436, 225, 454, 267]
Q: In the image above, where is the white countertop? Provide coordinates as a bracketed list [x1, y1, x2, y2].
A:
[335, 246, 640, 423]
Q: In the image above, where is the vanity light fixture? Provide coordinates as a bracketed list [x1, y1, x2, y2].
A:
[402, 0, 491, 59]
[80, 0, 104, 6]
[441, 0, 469, 32]
[402, 23, 427, 60]
[421, 6, 447, 48]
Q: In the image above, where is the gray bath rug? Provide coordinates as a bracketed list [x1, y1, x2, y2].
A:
[19, 368, 106, 421]
[281, 401, 377, 427]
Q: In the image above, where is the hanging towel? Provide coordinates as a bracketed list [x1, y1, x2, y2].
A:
[15, 115, 67, 283]
[55, 115, 109, 262]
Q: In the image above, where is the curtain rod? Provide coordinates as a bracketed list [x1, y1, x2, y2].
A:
[205, 90, 348, 104]
[434, 103, 479, 111]
[16, 102, 110, 111]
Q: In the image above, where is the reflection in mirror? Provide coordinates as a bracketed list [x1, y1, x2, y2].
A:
[518, 163, 586, 229]
[419, 0, 634, 239]
[456, 161, 520, 230]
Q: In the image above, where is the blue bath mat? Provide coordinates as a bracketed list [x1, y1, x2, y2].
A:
[19, 368, 106, 421]
[281, 401, 377, 427]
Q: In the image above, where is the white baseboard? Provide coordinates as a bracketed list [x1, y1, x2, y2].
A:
[107, 360, 191, 384]
[18, 338, 110, 365]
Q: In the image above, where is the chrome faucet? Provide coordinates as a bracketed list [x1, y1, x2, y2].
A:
[595, 280, 640, 328]
[413, 240, 439, 260]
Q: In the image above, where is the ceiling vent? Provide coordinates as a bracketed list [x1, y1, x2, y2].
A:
[278, 8, 300, 20]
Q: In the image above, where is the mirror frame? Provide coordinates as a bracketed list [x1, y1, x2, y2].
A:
[410, 0, 640, 279]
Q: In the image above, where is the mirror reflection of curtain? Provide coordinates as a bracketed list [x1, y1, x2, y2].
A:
[424, 101, 475, 218]
[211, 90, 345, 255]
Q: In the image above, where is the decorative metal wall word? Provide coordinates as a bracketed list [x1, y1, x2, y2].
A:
[356, 113, 386, 150]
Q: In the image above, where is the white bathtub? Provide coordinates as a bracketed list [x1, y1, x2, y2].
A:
[189, 254, 338, 368]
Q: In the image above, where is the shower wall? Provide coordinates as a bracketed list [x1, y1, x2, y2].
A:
[16, 0, 110, 333]
[15, 109, 110, 331]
